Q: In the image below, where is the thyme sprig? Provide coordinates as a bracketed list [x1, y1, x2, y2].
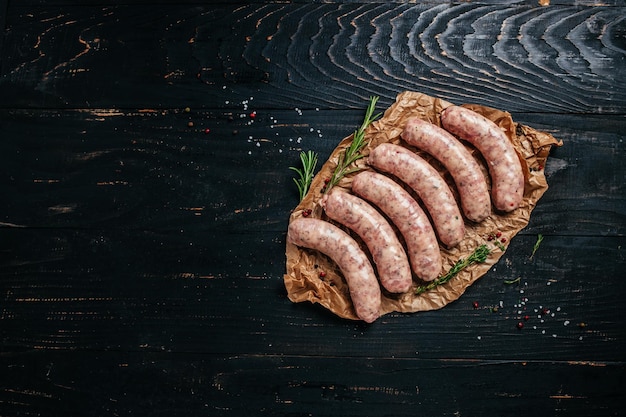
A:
[415, 244, 491, 295]
[290, 150, 318, 202]
[529, 234, 544, 260]
[325, 96, 381, 193]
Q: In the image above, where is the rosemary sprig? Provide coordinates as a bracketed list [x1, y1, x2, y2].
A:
[415, 244, 491, 295]
[529, 234, 544, 260]
[290, 150, 318, 202]
[324, 96, 382, 193]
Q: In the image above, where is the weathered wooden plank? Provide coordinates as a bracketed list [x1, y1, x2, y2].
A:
[0, 0, 7, 56]
[11, 0, 626, 7]
[2, 228, 624, 361]
[1, 109, 624, 236]
[0, 351, 624, 417]
[1, 4, 624, 112]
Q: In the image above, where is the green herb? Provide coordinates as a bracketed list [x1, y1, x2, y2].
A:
[325, 96, 381, 193]
[290, 150, 318, 202]
[503, 276, 521, 285]
[529, 234, 544, 260]
[494, 240, 507, 251]
[415, 244, 491, 295]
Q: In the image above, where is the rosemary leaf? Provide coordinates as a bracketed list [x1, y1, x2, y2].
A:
[415, 244, 491, 295]
[529, 234, 544, 259]
[503, 276, 521, 285]
[290, 150, 318, 202]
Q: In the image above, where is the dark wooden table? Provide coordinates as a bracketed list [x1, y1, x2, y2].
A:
[1, 1, 625, 415]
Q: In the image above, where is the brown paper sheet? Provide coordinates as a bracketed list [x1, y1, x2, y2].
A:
[284, 91, 563, 321]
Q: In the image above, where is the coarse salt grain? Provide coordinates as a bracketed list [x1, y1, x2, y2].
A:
[564, 320, 570, 326]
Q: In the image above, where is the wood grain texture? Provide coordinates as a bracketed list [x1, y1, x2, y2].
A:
[2, 229, 625, 360]
[1, 1, 625, 416]
[0, 4, 624, 112]
[1, 109, 624, 235]
[1, 352, 624, 417]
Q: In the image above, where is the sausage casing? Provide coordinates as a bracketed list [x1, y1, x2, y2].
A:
[401, 117, 491, 222]
[322, 189, 412, 293]
[440, 105, 524, 212]
[368, 143, 465, 248]
[287, 217, 381, 322]
[352, 171, 441, 281]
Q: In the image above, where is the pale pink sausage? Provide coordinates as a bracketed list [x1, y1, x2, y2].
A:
[322, 189, 412, 293]
[368, 143, 465, 248]
[401, 117, 491, 222]
[440, 105, 524, 212]
[352, 171, 442, 281]
[287, 218, 381, 322]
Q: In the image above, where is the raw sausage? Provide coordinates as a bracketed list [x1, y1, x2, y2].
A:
[440, 105, 524, 212]
[401, 117, 491, 222]
[287, 217, 381, 322]
[352, 171, 442, 281]
[322, 189, 412, 293]
[368, 143, 465, 248]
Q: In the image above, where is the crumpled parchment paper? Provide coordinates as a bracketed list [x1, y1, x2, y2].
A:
[284, 91, 563, 321]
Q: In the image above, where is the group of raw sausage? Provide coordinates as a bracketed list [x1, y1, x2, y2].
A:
[287, 105, 525, 323]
